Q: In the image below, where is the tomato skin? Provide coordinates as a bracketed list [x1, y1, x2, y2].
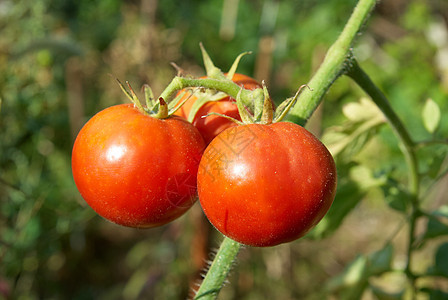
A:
[197, 122, 337, 247]
[175, 73, 262, 145]
[72, 104, 205, 228]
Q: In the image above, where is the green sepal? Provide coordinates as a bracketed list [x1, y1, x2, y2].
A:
[274, 84, 311, 123]
[116, 78, 145, 112]
[200, 43, 227, 80]
[260, 81, 274, 124]
[201, 112, 243, 126]
[168, 90, 190, 115]
[143, 84, 156, 110]
[154, 97, 169, 119]
[116, 79, 172, 119]
[186, 90, 230, 123]
[235, 87, 255, 124]
[226, 51, 252, 80]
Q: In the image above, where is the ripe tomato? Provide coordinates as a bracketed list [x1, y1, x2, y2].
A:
[72, 104, 205, 228]
[175, 73, 262, 145]
[197, 122, 337, 247]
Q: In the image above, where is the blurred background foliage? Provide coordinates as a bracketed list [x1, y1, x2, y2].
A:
[1, 0, 447, 299]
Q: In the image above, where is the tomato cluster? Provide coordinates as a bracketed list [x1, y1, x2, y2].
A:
[72, 72, 337, 247]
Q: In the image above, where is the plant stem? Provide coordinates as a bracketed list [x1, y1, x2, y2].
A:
[346, 61, 419, 195]
[346, 60, 420, 295]
[194, 237, 242, 300]
[285, 0, 377, 125]
[158, 76, 263, 109]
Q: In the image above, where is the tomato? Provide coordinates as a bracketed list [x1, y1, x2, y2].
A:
[197, 122, 337, 247]
[72, 104, 205, 228]
[175, 73, 262, 145]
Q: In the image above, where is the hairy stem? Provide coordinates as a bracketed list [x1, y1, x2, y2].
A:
[285, 0, 377, 125]
[194, 237, 242, 300]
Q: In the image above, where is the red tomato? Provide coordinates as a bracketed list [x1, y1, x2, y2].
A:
[175, 73, 262, 145]
[197, 122, 337, 247]
[72, 104, 205, 228]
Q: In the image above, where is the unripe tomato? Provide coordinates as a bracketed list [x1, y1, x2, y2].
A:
[72, 104, 205, 228]
[175, 73, 262, 145]
[197, 122, 337, 247]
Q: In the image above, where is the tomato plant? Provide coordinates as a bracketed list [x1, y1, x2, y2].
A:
[174, 73, 263, 144]
[197, 122, 337, 247]
[72, 103, 205, 228]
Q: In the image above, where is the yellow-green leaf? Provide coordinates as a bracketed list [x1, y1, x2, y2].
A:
[422, 98, 441, 133]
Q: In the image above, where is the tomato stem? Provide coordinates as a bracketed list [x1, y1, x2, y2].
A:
[158, 76, 264, 112]
[284, 0, 377, 125]
[193, 237, 242, 300]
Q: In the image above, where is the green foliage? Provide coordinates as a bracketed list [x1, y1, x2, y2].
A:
[326, 244, 394, 299]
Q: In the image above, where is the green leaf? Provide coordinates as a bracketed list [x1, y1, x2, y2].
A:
[327, 245, 394, 299]
[424, 288, 448, 300]
[422, 98, 441, 134]
[370, 284, 404, 300]
[422, 207, 448, 240]
[381, 178, 411, 212]
[367, 243, 394, 276]
[326, 255, 369, 299]
[342, 97, 384, 122]
[309, 179, 364, 239]
[435, 242, 448, 277]
[423, 217, 448, 240]
[322, 98, 385, 159]
[433, 205, 448, 218]
[349, 165, 386, 191]
[425, 150, 447, 179]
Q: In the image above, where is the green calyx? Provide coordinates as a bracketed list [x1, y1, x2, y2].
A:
[116, 79, 188, 119]
[182, 43, 254, 123]
[196, 43, 312, 126]
[226, 82, 312, 126]
[115, 44, 312, 124]
[273, 84, 313, 123]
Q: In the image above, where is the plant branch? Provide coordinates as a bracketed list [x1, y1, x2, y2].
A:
[158, 77, 263, 109]
[194, 237, 242, 299]
[285, 0, 377, 125]
[346, 60, 420, 294]
[346, 60, 419, 196]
